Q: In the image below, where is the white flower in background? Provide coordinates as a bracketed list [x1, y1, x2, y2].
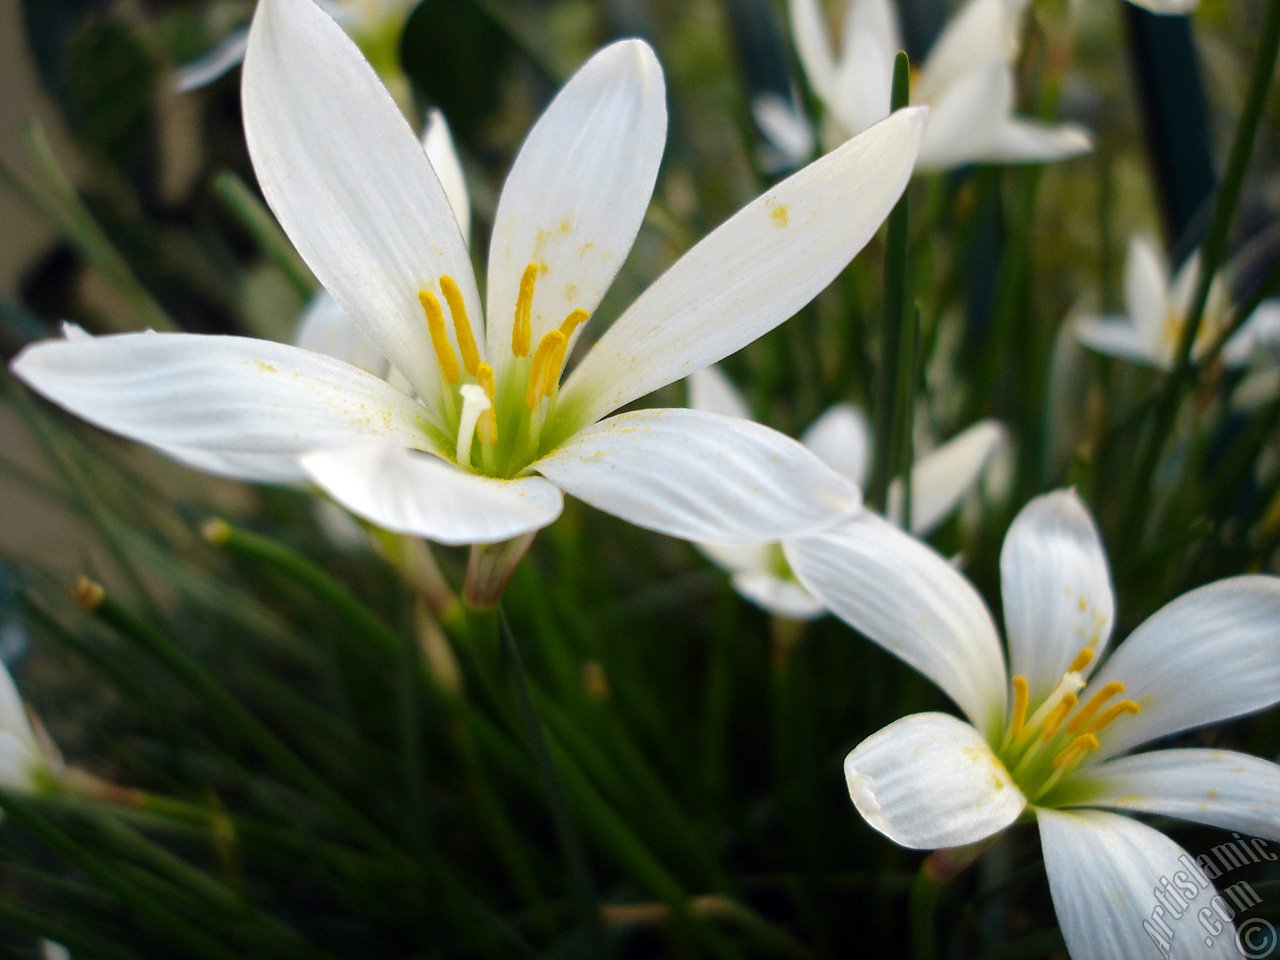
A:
[0, 659, 57, 795]
[789, 0, 1092, 170]
[14, 0, 927, 552]
[688, 365, 1004, 618]
[175, 0, 420, 93]
[751, 91, 817, 171]
[1076, 235, 1280, 371]
[785, 488, 1280, 959]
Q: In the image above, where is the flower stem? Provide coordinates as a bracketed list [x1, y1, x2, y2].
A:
[1121, 0, 1280, 545]
[496, 608, 606, 958]
[868, 52, 913, 513]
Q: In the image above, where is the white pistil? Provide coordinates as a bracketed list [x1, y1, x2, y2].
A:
[456, 384, 491, 469]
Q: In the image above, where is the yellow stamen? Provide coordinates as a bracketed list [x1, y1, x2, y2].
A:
[513, 264, 538, 357]
[1009, 676, 1029, 740]
[1052, 733, 1100, 770]
[419, 290, 459, 384]
[541, 334, 569, 397]
[1080, 699, 1140, 738]
[525, 331, 566, 408]
[440, 275, 479, 376]
[559, 308, 589, 339]
[1067, 646, 1095, 674]
[1040, 693, 1078, 742]
[1065, 681, 1126, 734]
[476, 362, 497, 445]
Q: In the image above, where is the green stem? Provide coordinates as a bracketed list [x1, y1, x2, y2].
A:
[868, 52, 913, 512]
[211, 170, 314, 302]
[1122, 0, 1280, 542]
[496, 609, 606, 958]
[909, 865, 943, 960]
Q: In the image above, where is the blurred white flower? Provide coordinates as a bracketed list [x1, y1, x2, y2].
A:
[786, 488, 1280, 960]
[175, 0, 420, 92]
[751, 90, 816, 171]
[15, 0, 927, 551]
[1076, 235, 1280, 371]
[788, 0, 1092, 170]
[0, 659, 57, 795]
[688, 365, 1004, 619]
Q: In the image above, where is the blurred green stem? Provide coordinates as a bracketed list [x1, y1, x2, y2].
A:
[496, 609, 606, 957]
[212, 171, 315, 302]
[1122, 0, 1280, 543]
[868, 52, 913, 512]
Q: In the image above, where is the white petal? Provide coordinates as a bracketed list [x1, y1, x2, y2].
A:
[1038, 808, 1239, 960]
[1221, 300, 1280, 368]
[174, 28, 249, 92]
[784, 512, 1008, 735]
[302, 443, 564, 546]
[842, 0, 902, 68]
[751, 92, 815, 169]
[887, 419, 1004, 535]
[241, 0, 478, 407]
[1088, 576, 1280, 762]
[788, 0, 839, 103]
[560, 107, 925, 426]
[484, 40, 666, 370]
[293, 292, 389, 378]
[0, 731, 41, 792]
[159, 446, 309, 485]
[828, 29, 893, 137]
[1065, 749, 1280, 842]
[982, 119, 1092, 164]
[1124, 0, 1198, 13]
[1124, 235, 1172, 349]
[696, 540, 772, 575]
[1001, 489, 1115, 706]
[732, 571, 828, 620]
[1076, 315, 1164, 367]
[422, 109, 471, 248]
[687, 365, 753, 420]
[10, 332, 441, 458]
[534, 408, 860, 543]
[800, 403, 870, 485]
[917, 64, 1010, 171]
[917, 0, 1015, 101]
[844, 712, 1025, 849]
[0, 663, 35, 746]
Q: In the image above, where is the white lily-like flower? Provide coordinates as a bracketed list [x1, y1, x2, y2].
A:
[785, 488, 1280, 959]
[175, 0, 419, 93]
[14, 0, 926, 558]
[688, 365, 1004, 619]
[1077, 234, 1280, 371]
[0, 658, 57, 795]
[789, 0, 1092, 170]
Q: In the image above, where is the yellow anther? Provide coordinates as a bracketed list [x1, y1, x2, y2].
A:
[1040, 693, 1078, 742]
[1067, 647, 1094, 674]
[419, 290, 459, 384]
[559, 308, 589, 339]
[440, 276, 479, 376]
[1065, 681, 1126, 734]
[476, 362, 496, 400]
[525, 331, 566, 408]
[1080, 699, 1140, 738]
[1052, 733, 1100, 770]
[542, 334, 569, 397]
[1009, 676, 1029, 740]
[513, 264, 538, 357]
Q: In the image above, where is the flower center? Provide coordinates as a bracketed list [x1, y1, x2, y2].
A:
[419, 263, 588, 478]
[998, 646, 1141, 805]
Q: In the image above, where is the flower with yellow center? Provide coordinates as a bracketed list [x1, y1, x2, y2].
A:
[789, 0, 1092, 170]
[786, 489, 1280, 959]
[13, 0, 926, 555]
[1076, 234, 1280, 371]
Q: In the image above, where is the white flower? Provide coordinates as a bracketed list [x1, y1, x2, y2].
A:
[175, 0, 420, 92]
[789, 0, 1092, 170]
[688, 365, 1004, 618]
[1076, 235, 1280, 371]
[0, 659, 54, 794]
[14, 0, 927, 549]
[785, 488, 1280, 959]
